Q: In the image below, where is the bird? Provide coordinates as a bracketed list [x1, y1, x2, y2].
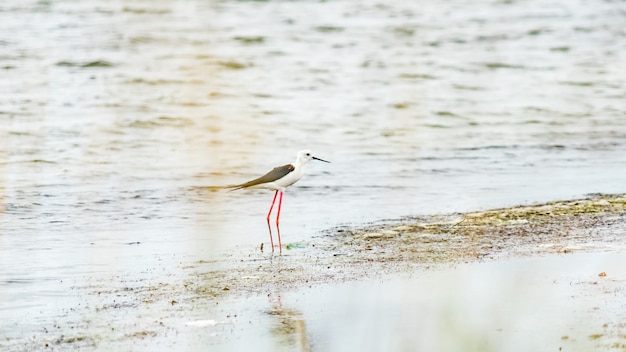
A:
[229, 149, 330, 253]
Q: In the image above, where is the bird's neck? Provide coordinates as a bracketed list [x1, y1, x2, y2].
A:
[293, 158, 305, 168]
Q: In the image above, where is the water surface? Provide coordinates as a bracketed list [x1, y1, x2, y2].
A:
[1, 0, 625, 349]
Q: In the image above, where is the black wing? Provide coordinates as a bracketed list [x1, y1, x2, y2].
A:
[231, 164, 295, 190]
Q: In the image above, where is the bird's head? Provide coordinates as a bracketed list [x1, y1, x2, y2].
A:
[297, 149, 330, 164]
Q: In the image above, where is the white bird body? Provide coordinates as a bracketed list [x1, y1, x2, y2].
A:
[246, 166, 304, 191]
[230, 150, 327, 191]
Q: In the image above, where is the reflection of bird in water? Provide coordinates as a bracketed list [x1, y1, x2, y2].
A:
[265, 292, 311, 352]
[228, 150, 330, 253]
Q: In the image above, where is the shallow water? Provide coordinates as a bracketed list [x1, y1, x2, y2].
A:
[56, 250, 625, 352]
[232, 251, 626, 352]
[1, 0, 626, 348]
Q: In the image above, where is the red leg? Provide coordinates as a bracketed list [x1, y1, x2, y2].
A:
[276, 224, 282, 254]
[266, 190, 279, 252]
[266, 220, 274, 253]
[276, 191, 283, 225]
[276, 191, 283, 253]
[267, 190, 279, 221]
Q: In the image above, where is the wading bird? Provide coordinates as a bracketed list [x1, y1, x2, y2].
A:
[229, 150, 330, 253]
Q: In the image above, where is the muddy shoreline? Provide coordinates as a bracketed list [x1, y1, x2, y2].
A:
[187, 193, 626, 298]
[4, 194, 626, 351]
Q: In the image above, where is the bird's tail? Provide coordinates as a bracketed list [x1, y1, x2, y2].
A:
[189, 185, 242, 193]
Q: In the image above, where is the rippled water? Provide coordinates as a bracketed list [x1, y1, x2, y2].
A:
[1, 0, 625, 348]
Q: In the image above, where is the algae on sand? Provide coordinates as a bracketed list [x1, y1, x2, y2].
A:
[345, 194, 626, 263]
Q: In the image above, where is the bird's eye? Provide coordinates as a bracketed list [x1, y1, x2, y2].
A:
[306, 153, 311, 156]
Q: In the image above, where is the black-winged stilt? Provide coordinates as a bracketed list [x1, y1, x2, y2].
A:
[229, 150, 330, 253]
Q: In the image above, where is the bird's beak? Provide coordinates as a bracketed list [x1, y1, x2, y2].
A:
[313, 156, 330, 163]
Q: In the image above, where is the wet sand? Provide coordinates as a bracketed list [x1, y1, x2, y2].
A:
[184, 193, 626, 298]
[3, 194, 626, 351]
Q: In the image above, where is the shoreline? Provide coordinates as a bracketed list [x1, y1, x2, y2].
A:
[187, 193, 626, 298]
[4, 194, 626, 351]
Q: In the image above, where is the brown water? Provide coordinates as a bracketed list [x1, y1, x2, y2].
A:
[1, 0, 625, 350]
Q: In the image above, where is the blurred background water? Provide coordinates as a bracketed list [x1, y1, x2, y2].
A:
[1, 0, 625, 348]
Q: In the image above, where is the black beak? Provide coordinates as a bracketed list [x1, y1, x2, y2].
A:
[313, 156, 330, 163]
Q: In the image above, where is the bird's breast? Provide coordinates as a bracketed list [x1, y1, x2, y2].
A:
[275, 168, 304, 188]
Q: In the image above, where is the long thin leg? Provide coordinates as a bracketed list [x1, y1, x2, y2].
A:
[266, 220, 273, 253]
[276, 191, 283, 225]
[276, 191, 283, 252]
[266, 190, 279, 252]
[276, 222, 282, 254]
[267, 190, 279, 221]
